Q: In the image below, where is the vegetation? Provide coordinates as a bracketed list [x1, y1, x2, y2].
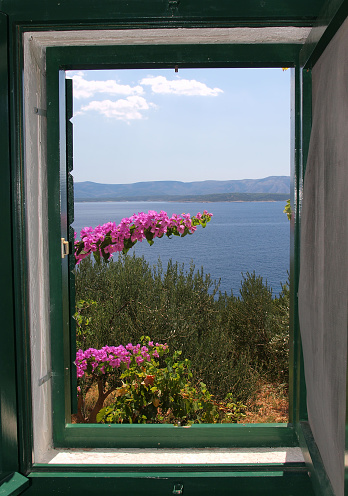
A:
[74, 210, 212, 264]
[76, 338, 245, 425]
[283, 199, 292, 220]
[74, 255, 289, 422]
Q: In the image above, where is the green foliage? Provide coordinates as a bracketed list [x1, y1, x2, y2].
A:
[283, 199, 292, 220]
[230, 272, 288, 384]
[267, 280, 290, 383]
[231, 272, 276, 367]
[74, 299, 97, 349]
[96, 343, 245, 425]
[75, 255, 289, 404]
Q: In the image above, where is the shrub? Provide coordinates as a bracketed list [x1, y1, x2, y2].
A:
[75, 337, 245, 424]
[74, 256, 289, 405]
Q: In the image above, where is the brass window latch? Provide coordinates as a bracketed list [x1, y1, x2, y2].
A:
[61, 237, 70, 259]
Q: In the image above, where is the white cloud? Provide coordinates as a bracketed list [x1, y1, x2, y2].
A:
[79, 96, 157, 121]
[139, 75, 223, 96]
[68, 72, 144, 99]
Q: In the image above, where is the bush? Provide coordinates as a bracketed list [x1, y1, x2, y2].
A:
[75, 337, 245, 424]
[75, 255, 289, 405]
[214, 272, 289, 388]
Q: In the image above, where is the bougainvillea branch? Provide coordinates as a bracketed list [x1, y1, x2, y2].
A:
[74, 209, 213, 264]
[75, 341, 168, 379]
[75, 339, 169, 423]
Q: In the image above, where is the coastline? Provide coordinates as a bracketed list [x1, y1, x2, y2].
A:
[74, 195, 289, 204]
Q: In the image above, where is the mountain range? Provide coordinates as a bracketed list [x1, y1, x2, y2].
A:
[74, 176, 290, 202]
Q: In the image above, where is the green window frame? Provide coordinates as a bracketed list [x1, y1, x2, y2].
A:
[46, 43, 306, 449]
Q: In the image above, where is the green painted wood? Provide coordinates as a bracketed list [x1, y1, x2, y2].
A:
[292, 70, 312, 427]
[0, 4, 343, 496]
[32, 462, 307, 473]
[46, 59, 68, 446]
[1, 0, 326, 26]
[59, 70, 74, 426]
[46, 44, 301, 70]
[7, 17, 34, 477]
[0, 11, 21, 480]
[297, 422, 335, 496]
[300, 69, 312, 179]
[24, 470, 315, 496]
[289, 66, 308, 426]
[45, 41, 302, 450]
[0, 473, 29, 496]
[59, 70, 71, 426]
[296, 71, 309, 424]
[287, 66, 311, 428]
[65, 77, 77, 415]
[288, 68, 296, 425]
[28, 469, 308, 477]
[57, 423, 297, 449]
[300, 0, 348, 68]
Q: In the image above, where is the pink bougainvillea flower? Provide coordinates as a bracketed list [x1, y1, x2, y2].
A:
[75, 340, 169, 380]
[74, 210, 212, 264]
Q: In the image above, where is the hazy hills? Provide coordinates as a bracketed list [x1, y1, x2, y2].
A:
[74, 176, 290, 202]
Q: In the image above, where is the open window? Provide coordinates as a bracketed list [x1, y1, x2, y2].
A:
[41, 42, 301, 451]
[7, 8, 346, 493]
[69, 66, 290, 427]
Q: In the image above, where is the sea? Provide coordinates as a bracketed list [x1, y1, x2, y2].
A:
[73, 201, 290, 297]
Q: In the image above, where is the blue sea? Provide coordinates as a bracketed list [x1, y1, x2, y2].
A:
[73, 201, 289, 296]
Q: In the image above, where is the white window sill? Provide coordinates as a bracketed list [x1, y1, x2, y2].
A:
[43, 447, 304, 465]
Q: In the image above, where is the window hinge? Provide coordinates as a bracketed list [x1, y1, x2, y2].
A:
[61, 237, 70, 258]
[34, 106, 47, 117]
[38, 370, 52, 387]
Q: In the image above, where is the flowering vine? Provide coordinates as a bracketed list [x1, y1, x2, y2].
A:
[75, 341, 168, 380]
[74, 209, 213, 264]
[75, 339, 246, 425]
[75, 339, 169, 423]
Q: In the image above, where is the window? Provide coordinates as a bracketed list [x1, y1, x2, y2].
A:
[69, 67, 291, 427]
[24, 34, 304, 455]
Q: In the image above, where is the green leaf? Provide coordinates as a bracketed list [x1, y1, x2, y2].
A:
[92, 249, 101, 264]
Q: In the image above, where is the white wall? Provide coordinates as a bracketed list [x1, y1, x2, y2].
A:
[24, 33, 53, 461]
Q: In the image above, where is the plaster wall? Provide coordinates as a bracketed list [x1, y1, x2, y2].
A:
[298, 17, 348, 496]
[24, 36, 53, 461]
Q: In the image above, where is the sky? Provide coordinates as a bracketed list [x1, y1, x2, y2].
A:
[67, 68, 291, 184]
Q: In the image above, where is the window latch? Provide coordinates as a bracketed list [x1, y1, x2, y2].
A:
[172, 483, 184, 495]
[61, 237, 70, 258]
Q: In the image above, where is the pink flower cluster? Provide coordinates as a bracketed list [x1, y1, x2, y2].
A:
[74, 210, 213, 264]
[75, 341, 168, 379]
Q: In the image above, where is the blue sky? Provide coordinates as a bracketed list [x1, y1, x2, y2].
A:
[67, 68, 290, 184]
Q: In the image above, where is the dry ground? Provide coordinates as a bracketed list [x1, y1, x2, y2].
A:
[240, 382, 288, 423]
